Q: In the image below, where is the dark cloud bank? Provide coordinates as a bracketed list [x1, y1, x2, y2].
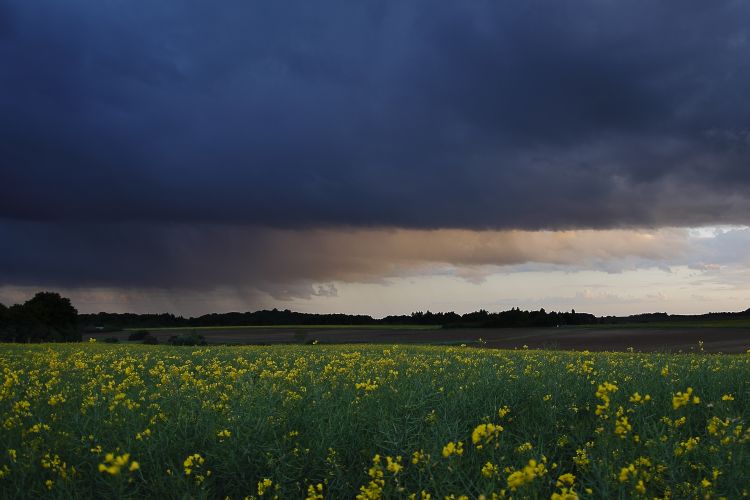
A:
[1, 1, 750, 294]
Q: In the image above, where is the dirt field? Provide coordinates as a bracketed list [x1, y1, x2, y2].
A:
[90, 326, 750, 353]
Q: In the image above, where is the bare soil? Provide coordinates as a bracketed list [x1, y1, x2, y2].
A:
[92, 326, 750, 353]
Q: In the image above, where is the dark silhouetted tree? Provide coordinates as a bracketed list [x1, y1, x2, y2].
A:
[0, 292, 79, 342]
[0, 302, 7, 338]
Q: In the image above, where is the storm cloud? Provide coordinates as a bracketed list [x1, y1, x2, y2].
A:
[2, 0, 750, 230]
[0, 221, 691, 295]
[3, 1, 750, 310]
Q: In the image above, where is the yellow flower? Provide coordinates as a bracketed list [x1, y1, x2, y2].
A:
[482, 461, 499, 478]
[357, 455, 385, 500]
[628, 392, 650, 404]
[672, 387, 699, 410]
[472, 423, 503, 449]
[551, 487, 579, 500]
[135, 428, 152, 440]
[48, 394, 66, 406]
[573, 449, 589, 468]
[595, 382, 618, 416]
[516, 442, 532, 453]
[506, 458, 547, 491]
[183, 453, 204, 476]
[619, 464, 635, 482]
[408, 491, 431, 500]
[675, 436, 700, 456]
[98, 452, 136, 476]
[257, 478, 273, 496]
[556, 473, 575, 487]
[635, 480, 646, 494]
[442, 441, 464, 458]
[614, 416, 632, 438]
[306, 483, 324, 500]
[355, 380, 378, 391]
[385, 455, 403, 474]
[411, 449, 429, 465]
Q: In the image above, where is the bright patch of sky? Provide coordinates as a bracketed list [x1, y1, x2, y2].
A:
[687, 225, 748, 239]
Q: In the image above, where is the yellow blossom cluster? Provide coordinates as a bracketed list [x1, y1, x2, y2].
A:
[98, 452, 139, 475]
[471, 423, 503, 450]
[441, 441, 464, 458]
[595, 382, 618, 417]
[672, 387, 700, 410]
[506, 457, 547, 491]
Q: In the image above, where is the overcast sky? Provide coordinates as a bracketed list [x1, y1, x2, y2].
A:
[2, 1, 749, 316]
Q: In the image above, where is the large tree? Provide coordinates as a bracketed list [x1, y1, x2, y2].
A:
[0, 302, 7, 332]
[0, 292, 79, 342]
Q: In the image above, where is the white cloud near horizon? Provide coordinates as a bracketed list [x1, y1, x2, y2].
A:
[1, 225, 749, 316]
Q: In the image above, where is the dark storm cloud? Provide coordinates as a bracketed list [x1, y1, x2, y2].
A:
[3, 1, 750, 296]
[2, 0, 749, 230]
[0, 219, 689, 295]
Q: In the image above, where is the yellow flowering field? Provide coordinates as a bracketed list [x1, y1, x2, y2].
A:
[1, 343, 749, 499]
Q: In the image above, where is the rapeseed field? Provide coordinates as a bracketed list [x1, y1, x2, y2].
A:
[0, 343, 749, 499]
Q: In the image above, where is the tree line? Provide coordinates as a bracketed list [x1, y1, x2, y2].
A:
[75, 305, 750, 331]
[2, 291, 749, 343]
[77, 307, 600, 330]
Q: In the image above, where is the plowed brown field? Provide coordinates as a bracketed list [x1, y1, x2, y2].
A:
[92, 326, 750, 352]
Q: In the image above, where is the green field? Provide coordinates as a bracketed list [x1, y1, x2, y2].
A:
[124, 324, 441, 332]
[1, 343, 749, 499]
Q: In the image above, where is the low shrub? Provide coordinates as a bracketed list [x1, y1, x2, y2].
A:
[142, 333, 159, 345]
[167, 332, 207, 346]
[128, 330, 150, 341]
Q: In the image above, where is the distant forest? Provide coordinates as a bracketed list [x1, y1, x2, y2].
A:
[3, 291, 749, 342]
[78, 308, 596, 330]
[77, 306, 750, 331]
